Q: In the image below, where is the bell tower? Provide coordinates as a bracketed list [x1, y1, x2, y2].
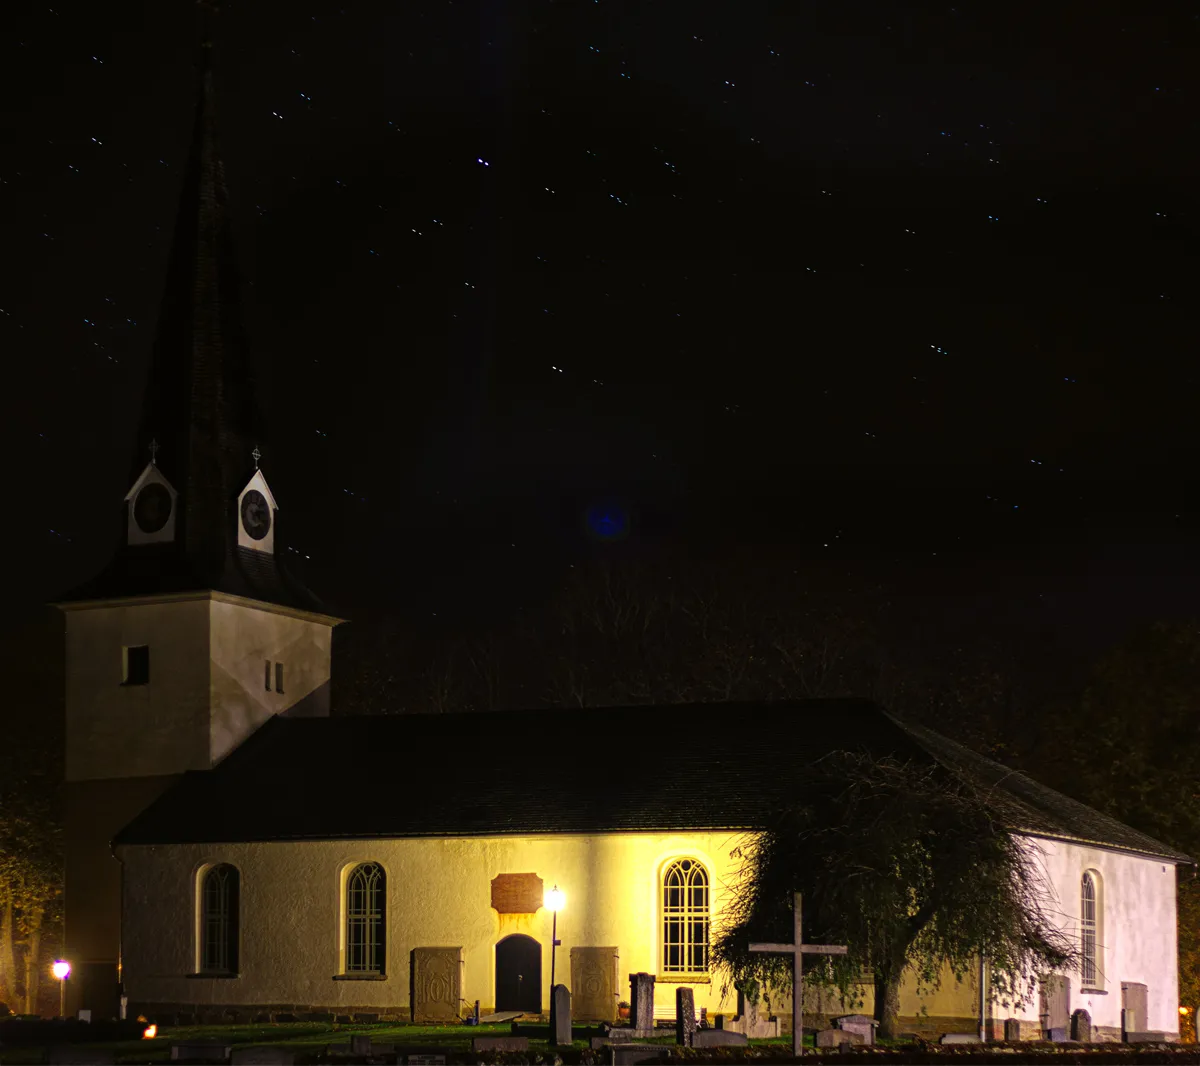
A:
[55, 11, 342, 1019]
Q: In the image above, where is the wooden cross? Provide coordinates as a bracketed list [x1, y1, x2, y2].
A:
[749, 893, 848, 1058]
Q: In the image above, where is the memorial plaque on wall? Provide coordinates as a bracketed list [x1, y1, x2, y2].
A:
[490, 872, 544, 913]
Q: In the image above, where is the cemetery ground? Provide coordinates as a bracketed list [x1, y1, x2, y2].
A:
[3, 1021, 1200, 1066]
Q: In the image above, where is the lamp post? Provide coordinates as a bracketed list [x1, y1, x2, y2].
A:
[52, 960, 71, 1018]
[544, 885, 566, 992]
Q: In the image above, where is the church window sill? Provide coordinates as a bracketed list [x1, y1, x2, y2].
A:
[187, 972, 240, 979]
[1080, 988, 1108, 995]
[657, 974, 711, 984]
[334, 973, 387, 981]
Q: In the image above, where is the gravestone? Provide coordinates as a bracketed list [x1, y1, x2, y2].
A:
[1122, 981, 1148, 1039]
[629, 972, 656, 1032]
[940, 1033, 982, 1044]
[675, 987, 696, 1046]
[817, 1029, 863, 1048]
[350, 1035, 372, 1055]
[1003, 1018, 1022, 1042]
[1071, 1008, 1092, 1042]
[411, 946, 464, 1022]
[230, 1049, 297, 1065]
[691, 1029, 748, 1048]
[551, 983, 572, 1045]
[1047, 1027, 1069, 1043]
[571, 946, 619, 1022]
[835, 1014, 876, 1045]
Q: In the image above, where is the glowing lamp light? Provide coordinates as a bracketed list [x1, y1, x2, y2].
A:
[1180, 1006, 1191, 1016]
[52, 961, 71, 980]
[544, 886, 566, 912]
[143, 1024, 158, 1039]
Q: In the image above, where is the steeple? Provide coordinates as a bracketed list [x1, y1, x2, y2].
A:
[62, 8, 326, 616]
[133, 17, 259, 570]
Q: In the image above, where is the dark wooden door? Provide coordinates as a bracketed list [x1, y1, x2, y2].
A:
[495, 934, 542, 1013]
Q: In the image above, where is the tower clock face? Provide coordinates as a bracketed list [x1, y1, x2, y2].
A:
[240, 489, 271, 540]
[133, 482, 172, 534]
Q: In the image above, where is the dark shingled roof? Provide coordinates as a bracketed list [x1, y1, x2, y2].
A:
[57, 43, 328, 618]
[114, 700, 1192, 863]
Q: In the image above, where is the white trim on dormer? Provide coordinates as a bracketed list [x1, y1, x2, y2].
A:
[236, 468, 278, 555]
[125, 462, 179, 546]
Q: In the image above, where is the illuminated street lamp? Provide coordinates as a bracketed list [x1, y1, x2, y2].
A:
[51, 960, 70, 1018]
[544, 885, 566, 992]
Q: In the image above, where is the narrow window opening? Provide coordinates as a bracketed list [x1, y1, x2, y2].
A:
[662, 858, 709, 974]
[1080, 873, 1098, 986]
[122, 645, 150, 686]
[345, 863, 385, 974]
[275, 662, 285, 694]
[200, 864, 240, 975]
[264, 659, 272, 692]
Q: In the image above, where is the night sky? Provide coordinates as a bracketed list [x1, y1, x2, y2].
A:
[6, 0, 1199, 651]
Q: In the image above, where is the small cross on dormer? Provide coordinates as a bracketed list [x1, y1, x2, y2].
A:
[149, 439, 160, 465]
[252, 445, 261, 469]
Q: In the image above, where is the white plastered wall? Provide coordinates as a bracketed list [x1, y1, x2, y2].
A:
[63, 595, 335, 780]
[118, 832, 747, 1016]
[991, 838, 1179, 1036]
[208, 598, 333, 762]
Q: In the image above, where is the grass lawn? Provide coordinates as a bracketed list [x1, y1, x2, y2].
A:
[0, 1021, 515, 1064]
[0, 1020, 804, 1064]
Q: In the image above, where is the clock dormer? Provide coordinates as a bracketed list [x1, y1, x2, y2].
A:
[237, 466, 277, 554]
[125, 451, 178, 546]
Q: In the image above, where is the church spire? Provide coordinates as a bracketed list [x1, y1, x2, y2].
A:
[132, 3, 263, 575]
[59, 5, 329, 617]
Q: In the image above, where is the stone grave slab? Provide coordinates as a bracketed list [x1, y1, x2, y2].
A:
[1003, 1018, 1022, 1042]
[610, 1047, 667, 1066]
[170, 1042, 232, 1062]
[691, 1029, 748, 1047]
[551, 983, 571, 1045]
[817, 1029, 863, 1048]
[940, 1033, 982, 1044]
[406, 1055, 447, 1065]
[477, 1010, 523, 1023]
[48, 1050, 116, 1066]
[835, 1013, 877, 1044]
[570, 946, 619, 1022]
[410, 946, 463, 1022]
[471, 1035, 529, 1052]
[675, 987, 696, 1046]
[230, 1049, 297, 1065]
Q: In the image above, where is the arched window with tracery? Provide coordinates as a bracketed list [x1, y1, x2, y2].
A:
[1080, 872, 1098, 986]
[662, 858, 710, 974]
[345, 862, 386, 975]
[199, 864, 239, 974]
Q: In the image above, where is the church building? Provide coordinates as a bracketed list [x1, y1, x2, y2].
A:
[56, 34, 1187, 1044]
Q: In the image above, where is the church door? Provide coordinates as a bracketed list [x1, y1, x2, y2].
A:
[495, 934, 542, 1013]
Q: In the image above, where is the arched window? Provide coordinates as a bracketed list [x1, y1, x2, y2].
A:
[1080, 872, 1098, 986]
[345, 863, 386, 975]
[200, 864, 239, 974]
[662, 858, 709, 974]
